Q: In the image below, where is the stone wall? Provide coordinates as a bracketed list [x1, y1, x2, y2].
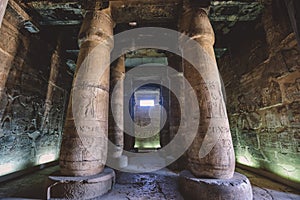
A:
[0, 3, 71, 176]
[218, 1, 300, 183]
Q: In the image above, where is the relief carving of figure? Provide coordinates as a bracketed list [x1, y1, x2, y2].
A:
[293, 78, 300, 100]
[28, 98, 44, 132]
[285, 78, 300, 102]
[0, 88, 23, 130]
[237, 94, 261, 130]
[269, 79, 282, 105]
[80, 90, 96, 118]
[264, 110, 281, 130]
[209, 87, 226, 118]
[261, 79, 281, 107]
[237, 94, 251, 130]
[51, 104, 62, 134]
[289, 102, 300, 127]
[278, 106, 290, 128]
[261, 87, 270, 107]
[202, 82, 226, 118]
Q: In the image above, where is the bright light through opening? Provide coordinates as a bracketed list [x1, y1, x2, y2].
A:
[140, 99, 155, 107]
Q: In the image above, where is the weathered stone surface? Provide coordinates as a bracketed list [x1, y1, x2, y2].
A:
[218, 0, 300, 183]
[167, 53, 187, 170]
[110, 155, 128, 169]
[59, 8, 114, 176]
[1, 165, 300, 200]
[47, 167, 115, 200]
[179, 6, 235, 179]
[0, 6, 70, 177]
[109, 55, 125, 158]
[179, 170, 253, 200]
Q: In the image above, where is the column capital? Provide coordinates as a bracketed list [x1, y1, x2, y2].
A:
[78, 9, 114, 49]
[81, 0, 109, 11]
[181, 0, 210, 13]
[178, 3, 215, 60]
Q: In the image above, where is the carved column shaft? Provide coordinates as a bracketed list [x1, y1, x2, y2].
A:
[109, 55, 125, 158]
[59, 8, 114, 176]
[179, 6, 235, 179]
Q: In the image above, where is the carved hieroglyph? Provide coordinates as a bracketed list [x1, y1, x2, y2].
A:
[109, 55, 125, 158]
[179, 6, 235, 179]
[59, 8, 114, 176]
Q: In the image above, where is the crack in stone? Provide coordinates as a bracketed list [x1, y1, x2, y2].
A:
[156, 181, 167, 200]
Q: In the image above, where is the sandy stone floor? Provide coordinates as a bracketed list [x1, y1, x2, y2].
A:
[0, 165, 299, 199]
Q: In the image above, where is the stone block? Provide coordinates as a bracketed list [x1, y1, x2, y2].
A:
[47, 168, 115, 200]
[179, 170, 253, 200]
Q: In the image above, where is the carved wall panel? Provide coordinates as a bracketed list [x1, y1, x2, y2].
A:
[219, 27, 300, 182]
[0, 7, 70, 177]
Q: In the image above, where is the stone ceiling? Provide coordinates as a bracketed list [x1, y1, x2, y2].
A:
[18, 0, 263, 34]
[13, 0, 265, 71]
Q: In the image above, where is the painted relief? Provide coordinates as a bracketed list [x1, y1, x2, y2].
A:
[261, 79, 282, 107]
[226, 71, 300, 182]
[236, 94, 261, 131]
[0, 81, 67, 172]
[0, 88, 23, 131]
[289, 102, 300, 128]
[285, 79, 300, 102]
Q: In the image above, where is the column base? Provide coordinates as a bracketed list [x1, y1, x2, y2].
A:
[47, 168, 115, 200]
[179, 170, 253, 200]
[112, 155, 128, 169]
[166, 155, 187, 171]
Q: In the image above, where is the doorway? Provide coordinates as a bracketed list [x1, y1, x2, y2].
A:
[133, 86, 161, 151]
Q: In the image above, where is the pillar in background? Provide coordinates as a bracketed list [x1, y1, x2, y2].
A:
[166, 53, 188, 170]
[179, 5, 235, 179]
[160, 85, 170, 148]
[59, 7, 114, 176]
[109, 55, 125, 158]
[167, 53, 184, 144]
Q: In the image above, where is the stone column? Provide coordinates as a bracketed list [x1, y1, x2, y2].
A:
[59, 7, 114, 176]
[179, 6, 235, 179]
[178, 5, 252, 200]
[109, 55, 125, 158]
